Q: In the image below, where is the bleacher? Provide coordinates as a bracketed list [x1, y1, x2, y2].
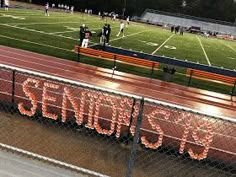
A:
[141, 9, 236, 36]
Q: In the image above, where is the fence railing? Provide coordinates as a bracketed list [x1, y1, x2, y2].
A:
[0, 63, 235, 177]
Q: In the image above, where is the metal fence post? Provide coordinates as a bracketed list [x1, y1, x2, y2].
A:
[187, 69, 193, 86]
[150, 62, 155, 78]
[126, 98, 144, 177]
[77, 46, 80, 62]
[124, 98, 136, 145]
[112, 55, 117, 76]
[231, 81, 236, 97]
[11, 70, 16, 114]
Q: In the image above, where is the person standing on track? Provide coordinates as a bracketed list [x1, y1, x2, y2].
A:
[116, 21, 125, 37]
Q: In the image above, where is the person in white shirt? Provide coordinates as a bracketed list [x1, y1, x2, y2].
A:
[45, 3, 49, 16]
[71, 6, 74, 14]
[126, 16, 130, 26]
[116, 21, 125, 37]
[4, 0, 9, 11]
[81, 27, 92, 48]
[112, 14, 116, 21]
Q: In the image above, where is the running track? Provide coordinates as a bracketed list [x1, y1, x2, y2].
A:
[0, 45, 236, 163]
[0, 45, 235, 119]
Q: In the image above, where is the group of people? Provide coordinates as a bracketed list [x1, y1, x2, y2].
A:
[84, 9, 93, 15]
[79, 19, 128, 48]
[99, 24, 111, 45]
[171, 25, 184, 35]
[45, 2, 74, 16]
[57, 4, 74, 13]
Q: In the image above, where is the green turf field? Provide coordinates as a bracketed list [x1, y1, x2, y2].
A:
[0, 8, 236, 94]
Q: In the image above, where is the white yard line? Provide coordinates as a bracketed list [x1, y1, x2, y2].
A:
[227, 57, 236, 60]
[196, 36, 211, 66]
[0, 34, 72, 52]
[51, 30, 79, 34]
[4, 19, 100, 26]
[151, 34, 175, 55]
[6, 22, 83, 25]
[110, 30, 150, 42]
[222, 43, 236, 53]
[1, 24, 78, 41]
[51, 26, 119, 35]
[1, 24, 99, 45]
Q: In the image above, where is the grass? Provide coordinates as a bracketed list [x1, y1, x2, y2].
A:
[0, 8, 236, 95]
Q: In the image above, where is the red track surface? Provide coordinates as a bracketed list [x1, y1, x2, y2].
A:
[0, 45, 236, 163]
[0, 45, 235, 119]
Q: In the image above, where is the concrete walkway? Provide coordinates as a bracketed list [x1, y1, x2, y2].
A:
[0, 150, 88, 177]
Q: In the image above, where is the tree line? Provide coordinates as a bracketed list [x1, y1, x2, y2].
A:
[17, 0, 236, 22]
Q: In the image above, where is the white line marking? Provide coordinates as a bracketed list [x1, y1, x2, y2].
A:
[1, 14, 25, 20]
[0, 143, 110, 177]
[227, 57, 236, 60]
[151, 34, 175, 55]
[224, 44, 236, 53]
[0, 34, 72, 52]
[51, 26, 119, 35]
[51, 30, 79, 34]
[6, 20, 101, 26]
[110, 30, 150, 42]
[1, 24, 78, 41]
[6, 22, 83, 25]
[197, 36, 211, 66]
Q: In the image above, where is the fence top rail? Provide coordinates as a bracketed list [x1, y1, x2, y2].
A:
[1, 64, 235, 123]
[0, 64, 142, 100]
[145, 98, 236, 124]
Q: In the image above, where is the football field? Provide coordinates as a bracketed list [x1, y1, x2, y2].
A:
[0, 8, 235, 70]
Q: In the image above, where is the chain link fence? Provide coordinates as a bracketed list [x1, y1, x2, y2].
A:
[0, 64, 235, 177]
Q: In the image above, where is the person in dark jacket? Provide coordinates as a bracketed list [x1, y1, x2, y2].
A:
[79, 24, 85, 46]
[106, 24, 111, 43]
